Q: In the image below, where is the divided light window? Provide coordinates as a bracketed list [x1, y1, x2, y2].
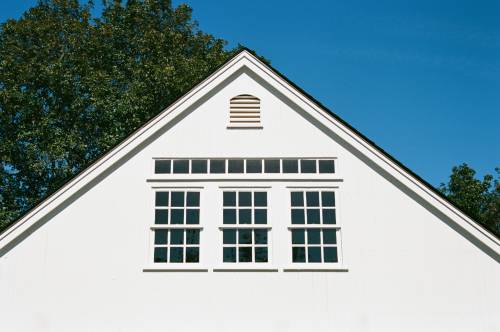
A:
[153, 191, 201, 263]
[290, 191, 339, 263]
[221, 191, 269, 263]
[154, 158, 335, 175]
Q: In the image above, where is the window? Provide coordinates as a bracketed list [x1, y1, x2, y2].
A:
[228, 94, 261, 128]
[228, 159, 244, 173]
[221, 191, 269, 263]
[191, 159, 208, 174]
[152, 191, 201, 263]
[290, 191, 339, 263]
[154, 158, 335, 175]
[154, 159, 171, 174]
[210, 159, 225, 173]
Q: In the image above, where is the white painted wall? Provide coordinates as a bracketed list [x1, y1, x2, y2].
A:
[1, 71, 499, 332]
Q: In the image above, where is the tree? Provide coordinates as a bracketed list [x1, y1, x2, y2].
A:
[439, 164, 500, 237]
[0, 0, 234, 231]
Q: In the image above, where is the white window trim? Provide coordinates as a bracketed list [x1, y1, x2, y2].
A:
[284, 186, 348, 271]
[144, 187, 207, 272]
[216, 188, 276, 270]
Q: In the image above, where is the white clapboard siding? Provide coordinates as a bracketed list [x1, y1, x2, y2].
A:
[228, 94, 261, 128]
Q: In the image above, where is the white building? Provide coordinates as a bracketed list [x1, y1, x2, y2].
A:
[0, 49, 499, 332]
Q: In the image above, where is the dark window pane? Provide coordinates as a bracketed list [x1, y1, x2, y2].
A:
[254, 192, 267, 207]
[238, 192, 252, 206]
[186, 209, 199, 224]
[322, 209, 336, 224]
[307, 229, 321, 244]
[228, 159, 244, 173]
[254, 209, 267, 224]
[321, 192, 335, 207]
[223, 209, 236, 224]
[171, 192, 184, 207]
[264, 159, 280, 173]
[154, 247, 168, 263]
[154, 230, 168, 245]
[255, 247, 268, 262]
[191, 160, 207, 174]
[291, 229, 305, 244]
[238, 229, 252, 244]
[170, 209, 184, 224]
[239, 247, 252, 262]
[307, 209, 320, 224]
[210, 159, 225, 173]
[308, 247, 321, 262]
[223, 229, 236, 244]
[155, 192, 169, 207]
[306, 192, 320, 206]
[223, 247, 237, 262]
[254, 229, 267, 244]
[292, 247, 306, 263]
[155, 160, 171, 174]
[173, 160, 189, 173]
[324, 247, 338, 263]
[223, 192, 236, 206]
[291, 192, 304, 207]
[283, 159, 298, 173]
[155, 210, 168, 224]
[186, 247, 199, 263]
[246, 159, 262, 173]
[319, 160, 335, 173]
[239, 209, 252, 224]
[186, 229, 200, 244]
[323, 229, 337, 244]
[291, 209, 305, 224]
[186, 192, 200, 207]
[170, 247, 183, 263]
[300, 159, 316, 173]
[170, 229, 184, 244]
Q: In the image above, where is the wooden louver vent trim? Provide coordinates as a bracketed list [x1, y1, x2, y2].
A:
[228, 94, 261, 128]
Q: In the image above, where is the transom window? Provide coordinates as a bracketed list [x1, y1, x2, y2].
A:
[152, 191, 201, 263]
[221, 191, 269, 263]
[289, 191, 339, 263]
[154, 158, 335, 175]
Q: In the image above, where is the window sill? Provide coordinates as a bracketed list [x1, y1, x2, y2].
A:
[282, 265, 348, 272]
[143, 265, 208, 272]
[226, 126, 263, 130]
[213, 266, 278, 272]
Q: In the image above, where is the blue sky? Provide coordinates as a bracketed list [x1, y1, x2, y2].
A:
[1, 0, 498, 186]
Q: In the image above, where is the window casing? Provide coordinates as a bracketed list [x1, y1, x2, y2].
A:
[152, 190, 202, 264]
[289, 190, 340, 263]
[153, 158, 336, 175]
[221, 191, 270, 263]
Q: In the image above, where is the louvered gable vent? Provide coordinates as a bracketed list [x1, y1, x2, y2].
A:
[228, 94, 262, 128]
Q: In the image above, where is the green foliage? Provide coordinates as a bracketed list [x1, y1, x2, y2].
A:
[0, 0, 233, 231]
[439, 164, 500, 237]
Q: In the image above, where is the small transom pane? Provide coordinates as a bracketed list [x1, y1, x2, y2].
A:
[228, 159, 244, 173]
[191, 160, 208, 174]
[264, 159, 280, 173]
[246, 159, 262, 173]
[210, 159, 225, 173]
[319, 160, 335, 173]
[173, 159, 189, 173]
[155, 160, 171, 174]
[300, 159, 317, 173]
[283, 159, 299, 173]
